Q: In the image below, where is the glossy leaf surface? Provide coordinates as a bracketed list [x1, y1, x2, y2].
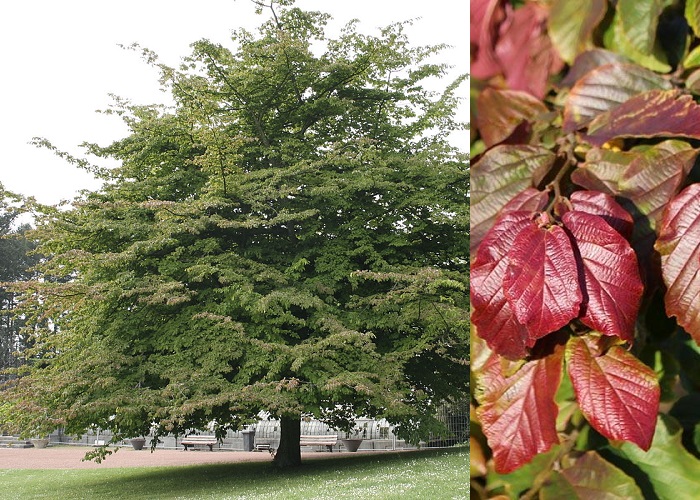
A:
[471, 211, 539, 359]
[476, 88, 548, 147]
[567, 335, 660, 450]
[562, 211, 643, 342]
[587, 90, 700, 146]
[471, 145, 554, 252]
[563, 63, 671, 132]
[503, 222, 582, 343]
[568, 190, 634, 239]
[476, 345, 564, 474]
[559, 49, 630, 88]
[656, 184, 700, 344]
[548, 0, 607, 64]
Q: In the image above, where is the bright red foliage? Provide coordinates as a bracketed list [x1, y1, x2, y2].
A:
[503, 221, 581, 341]
[566, 336, 659, 450]
[476, 343, 564, 474]
[562, 211, 642, 342]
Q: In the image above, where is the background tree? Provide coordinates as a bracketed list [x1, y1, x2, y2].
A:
[0, 185, 38, 384]
[1, 1, 468, 467]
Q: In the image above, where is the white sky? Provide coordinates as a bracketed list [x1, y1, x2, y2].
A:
[0, 1, 467, 206]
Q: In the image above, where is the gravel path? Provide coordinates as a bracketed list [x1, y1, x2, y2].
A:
[0, 446, 384, 469]
[0, 446, 278, 469]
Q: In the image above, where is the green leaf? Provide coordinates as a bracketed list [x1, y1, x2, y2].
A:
[608, 8, 671, 72]
[687, 0, 700, 37]
[669, 394, 700, 456]
[684, 44, 700, 69]
[548, 0, 608, 64]
[470, 145, 555, 252]
[618, 0, 666, 54]
[618, 140, 698, 229]
[541, 451, 644, 499]
[610, 415, 700, 498]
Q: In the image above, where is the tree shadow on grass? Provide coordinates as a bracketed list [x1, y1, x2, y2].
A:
[64, 447, 467, 500]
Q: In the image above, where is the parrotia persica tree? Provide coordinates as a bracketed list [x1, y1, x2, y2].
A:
[471, 0, 700, 497]
[0, 1, 468, 468]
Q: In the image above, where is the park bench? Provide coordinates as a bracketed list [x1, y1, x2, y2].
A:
[254, 442, 275, 455]
[299, 434, 337, 452]
[181, 435, 218, 451]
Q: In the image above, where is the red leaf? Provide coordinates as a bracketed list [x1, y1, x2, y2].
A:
[504, 221, 582, 344]
[494, 3, 564, 98]
[472, 211, 537, 359]
[476, 344, 564, 474]
[476, 88, 548, 147]
[470, 0, 506, 80]
[655, 184, 700, 344]
[563, 63, 671, 132]
[569, 190, 634, 240]
[562, 211, 643, 342]
[586, 90, 700, 146]
[566, 335, 660, 450]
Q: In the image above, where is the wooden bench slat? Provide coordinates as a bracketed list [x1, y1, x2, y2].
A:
[181, 435, 217, 451]
[299, 435, 337, 452]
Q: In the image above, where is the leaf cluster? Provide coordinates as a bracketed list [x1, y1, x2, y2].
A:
[471, 0, 700, 497]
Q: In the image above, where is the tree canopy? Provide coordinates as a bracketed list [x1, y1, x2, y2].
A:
[1, 2, 468, 467]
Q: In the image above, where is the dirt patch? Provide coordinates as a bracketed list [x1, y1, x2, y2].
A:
[0, 446, 383, 469]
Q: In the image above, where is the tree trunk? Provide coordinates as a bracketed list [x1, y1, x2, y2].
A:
[273, 415, 302, 468]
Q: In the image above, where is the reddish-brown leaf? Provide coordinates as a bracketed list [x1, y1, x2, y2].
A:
[476, 88, 548, 147]
[559, 49, 630, 88]
[494, 3, 564, 98]
[563, 211, 643, 342]
[563, 63, 671, 132]
[566, 335, 660, 450]
[619, 140, 699, 229]
[475, 345, 564, 474]
[586, 89, 700, 146]
[571, 147, 635, 195]
[569, 190, 634, 240]
[503, 221, 582, 344]
[542, 451, 644, 499]
[472, 211, 537, 359]
[655, 183, 700, 345]
[471, 146, 554, 252]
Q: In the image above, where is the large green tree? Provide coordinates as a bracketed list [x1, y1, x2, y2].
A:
[2, 1, 467, 467]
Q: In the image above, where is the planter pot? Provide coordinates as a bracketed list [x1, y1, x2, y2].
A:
[31, 438, 50, 449]
[340, 438, 363, 452]
[130, 438, 146, 450]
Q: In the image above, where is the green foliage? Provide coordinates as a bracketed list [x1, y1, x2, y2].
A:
[1, 1, 467, 467]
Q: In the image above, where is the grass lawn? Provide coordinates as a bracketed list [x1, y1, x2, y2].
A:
[0, 446, 467, 499]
